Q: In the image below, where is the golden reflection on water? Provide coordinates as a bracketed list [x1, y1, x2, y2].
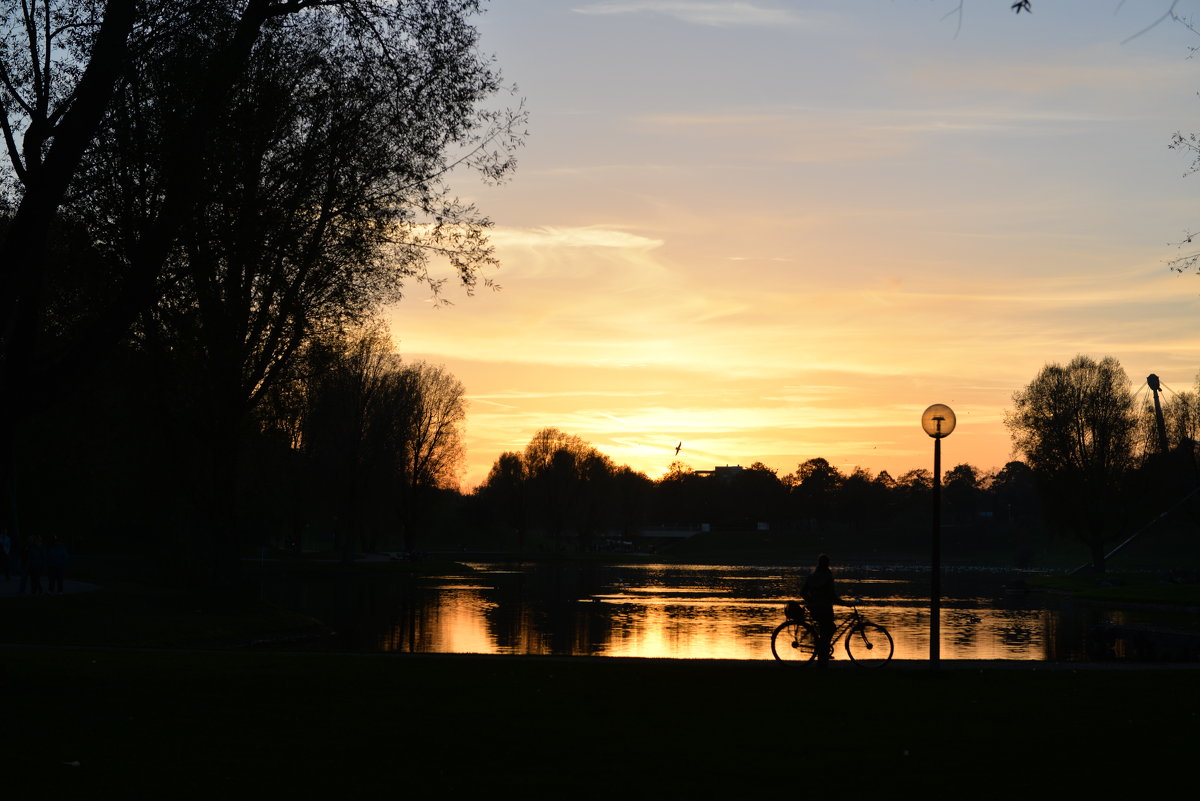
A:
[378, 587, 496, 653]
[388, 599, 1050, 661]
[602, 601, 774, 660]
[378, 566, 1054, 660]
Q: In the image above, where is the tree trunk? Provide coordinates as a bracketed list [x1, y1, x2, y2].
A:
[192, 391, 249, 595]
[401, 480, 418, 555]
[0, 1, 136, 542]
[0, 413, 21, 542]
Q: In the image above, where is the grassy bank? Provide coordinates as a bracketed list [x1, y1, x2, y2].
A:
[0, 581, 325, 647]
[1027, 573, 1200, 608]
[2, 648, 1195, 796]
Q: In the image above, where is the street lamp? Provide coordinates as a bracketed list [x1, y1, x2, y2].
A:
[921, 403, 956, 667]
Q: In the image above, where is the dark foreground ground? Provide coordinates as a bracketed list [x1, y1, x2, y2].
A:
[2, 646, 1196, 797]
[3, 562, 1197, 797]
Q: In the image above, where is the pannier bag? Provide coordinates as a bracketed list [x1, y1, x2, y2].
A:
[784, 600, 806, 621]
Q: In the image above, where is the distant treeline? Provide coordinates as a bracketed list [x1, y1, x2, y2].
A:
[468, 403, 1200, 569]
[471, 429, 1049, 554]
[17, 330, 1200, 578]
[21, 382, 1199, 575]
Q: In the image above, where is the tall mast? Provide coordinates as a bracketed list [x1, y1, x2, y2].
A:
[1147, 374, 1169, 455]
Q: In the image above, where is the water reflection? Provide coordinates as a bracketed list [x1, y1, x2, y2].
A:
[260, 562, 1197, 661]
[378, 588, 498, 654]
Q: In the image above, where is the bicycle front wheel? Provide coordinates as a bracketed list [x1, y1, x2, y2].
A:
[771, 620, 819, 661]
[844, 622, 894, 666]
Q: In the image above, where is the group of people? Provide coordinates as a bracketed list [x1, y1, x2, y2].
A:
[0, 531, 69, 595]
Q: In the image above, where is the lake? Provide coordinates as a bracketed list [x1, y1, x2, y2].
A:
[261, 561, 1198, 661]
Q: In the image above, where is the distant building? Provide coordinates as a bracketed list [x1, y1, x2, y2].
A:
[694, 465, 743, 481]
[639, 525, 702, 540]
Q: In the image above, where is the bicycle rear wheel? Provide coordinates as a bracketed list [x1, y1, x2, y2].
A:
[844, 622, 894, 666]
[771, 620, 819, 661]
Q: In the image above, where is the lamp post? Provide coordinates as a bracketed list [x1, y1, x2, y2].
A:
[921, 403, 956, 667]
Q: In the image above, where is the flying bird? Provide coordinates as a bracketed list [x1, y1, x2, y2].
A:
[674, 442, 682, 455]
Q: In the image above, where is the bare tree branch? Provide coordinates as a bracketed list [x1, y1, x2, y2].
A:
[1121, 0, 1180, 44]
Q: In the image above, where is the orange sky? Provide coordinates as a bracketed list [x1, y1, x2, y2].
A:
[386, 1, 1200, 488]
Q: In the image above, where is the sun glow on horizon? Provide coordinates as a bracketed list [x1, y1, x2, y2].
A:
[386, 1, 1200, 490]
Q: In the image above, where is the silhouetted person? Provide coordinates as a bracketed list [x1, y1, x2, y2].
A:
[802, 553, 840, 663]
[47, 536, 68, 594]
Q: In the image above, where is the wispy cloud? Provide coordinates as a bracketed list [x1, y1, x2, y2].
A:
[573, 1, 807, 28]
[640, 106, 1117, 142]
[490, 225, 663, 250]
[471, 389, 670, 400]
[906, 54, 1195, 101]
[630, 106, 1108, 167]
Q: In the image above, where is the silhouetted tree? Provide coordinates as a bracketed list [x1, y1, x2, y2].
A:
[943, 463, 983, 528]
[296, 324, 401, 557]
[522, 428, 587, 545]
[479, 429, 650, 550]
[0, 1, 521, 571]
[1006, 355, 1138, 572]
[733, 462, 787, 527]
[514, 428, 623, 547]
[897, 469, 932, 491]
[889, 468, 932, 528]
[612, 466, 654, 540]
[837, 466, 890, 534]
[479, 451, 529, 548]
[575, 450, 618, 550]
[988, 461, 1040, 526]
[789, 458, 843, 530]
[293, 327, 467, 556]
[1127, 375, 1200, 538]
[1165, 387, 1200, 451]
[654, 461, 709, 527]
[395, 362, 466, 552]
[1137, 386, 1199, 458]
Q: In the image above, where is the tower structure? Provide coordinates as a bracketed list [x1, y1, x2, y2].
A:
[1147, 374, 1169, 455]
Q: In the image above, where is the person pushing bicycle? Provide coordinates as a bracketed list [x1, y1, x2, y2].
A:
[801, 553, 840, 663]
[773, 558, 893, 665]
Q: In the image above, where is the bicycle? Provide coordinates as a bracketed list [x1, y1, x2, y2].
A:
[771, 601, 894, 666]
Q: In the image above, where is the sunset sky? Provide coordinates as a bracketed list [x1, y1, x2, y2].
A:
[386, 0, 1200, 489]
